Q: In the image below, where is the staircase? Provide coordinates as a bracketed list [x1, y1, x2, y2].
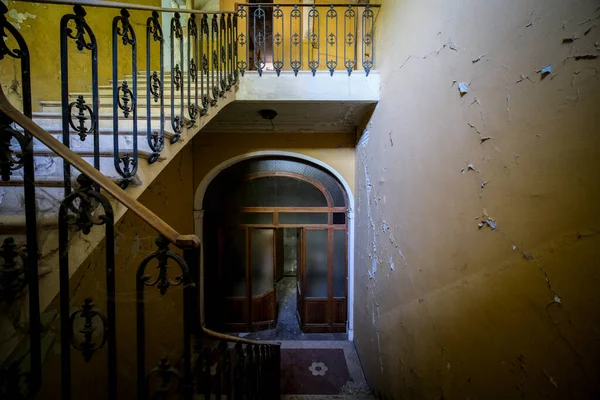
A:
[0, 0, 382, 397]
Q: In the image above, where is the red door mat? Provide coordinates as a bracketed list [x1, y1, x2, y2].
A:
[280, 349, 350, 394]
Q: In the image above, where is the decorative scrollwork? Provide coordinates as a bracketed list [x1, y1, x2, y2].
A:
[328, 32, 336, 46]
[212, 50, 218, 69]
[118, 153, 136, 188]
[238, 33, 246, 46]
[238, 60, 247, 77]
[141, 236, 184, 295]
[65, 5, 95, 51]
[149, 131, 164, 153]
[116, 9, 135, 46]
[345, 6, 356, 18]
[150, 71, 161, 103]
[202, 54, 209, 74]
[147, 357, 180, 399]
[0, 119, 25, 182]
[117, 81, 135, 118]
[0, 361, 26, 399]
[189, 59, 197, 82]
[291, 5, 301, 19]
[173, 64, 182, 91]
[364, 32, 373, 46]
[346, 32, 355, 45]
[69, 298, 108, 362]
[188, 14, 197, 37]
[237, 5, 247, 18]
[188, 104, 198, 123]
[273, 5, 283, 19]
[326, 6, 337, 19]
[68, 95, 95, 141]
[172, 13, 183, 39]
[171, 116, 183, 138]
[256, 31, 265, 47]
[0, 238, 27, 303]
[148, 11, 163, 42]
[0, 3, 26, 60]
[64, 175, 107, 234]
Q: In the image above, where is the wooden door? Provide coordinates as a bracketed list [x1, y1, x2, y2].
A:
[249, 228, 277, 330]
[296, 228, 304, 327]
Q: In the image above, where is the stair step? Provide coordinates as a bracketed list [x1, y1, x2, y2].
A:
[32, 112, 185, 130]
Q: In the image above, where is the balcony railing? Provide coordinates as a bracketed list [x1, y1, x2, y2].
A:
[235, 2, 380, 76]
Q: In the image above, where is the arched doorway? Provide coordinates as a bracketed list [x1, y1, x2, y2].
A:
[202, 157, 349, 334]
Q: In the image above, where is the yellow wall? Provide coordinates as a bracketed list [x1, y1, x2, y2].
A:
[354, 0, 600, 399]
[36, 145, 195, 399]
[192, 130, 356, 203]
[1, 0, 162, 111]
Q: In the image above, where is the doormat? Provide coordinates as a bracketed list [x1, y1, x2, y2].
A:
[280, 348, 350, 394]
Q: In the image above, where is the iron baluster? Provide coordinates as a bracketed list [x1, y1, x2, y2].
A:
[226, 13, 233, 89]
[69, 298, 109, 362]
[308, 5, 320, 76]
[112, 9, 138, 189]
[219, 13, 227, 94]
[253, 6, 266, 76]
[136, 236, 194, 399]
[232, 13, 239, 84]
[170, 12, 185, 142]
[187, 14, 199, 127]
[272, 5, 284, 76]
[344, 5, 356, 76]
[60, 5, 99, 195]
[146, 11, 165, 164]
[211, 14, 219, 104]
[0, 238, 27, 303]
[146, 357, 180, 400]
[237, 5, 247, 77]
[58, 174, 116, 400]
[200, 14, 209, 115]
[326, 6, 338, 76]
[362, 5, 375, 76]
[289, 5, 302, 76]
[202, 347, 212, 399]
[0, 6, 41, 395]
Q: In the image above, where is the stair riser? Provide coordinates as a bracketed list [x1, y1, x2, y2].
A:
[0, 187, 64, 215]
[12, 155, 135, 181]
[96, 87, 220, 96]
[33, 134, 162, 154]
[32, 118, 169, 130]
[40, 105, 185, 116]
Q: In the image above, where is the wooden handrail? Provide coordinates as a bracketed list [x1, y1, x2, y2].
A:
[200, 326, 280, 347]
[0, 86, 200, 249]
[13, 0, 233, 14]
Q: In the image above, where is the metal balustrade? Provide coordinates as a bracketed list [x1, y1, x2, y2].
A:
[235, 2, 380, 77]
[0, 0, 280, 398]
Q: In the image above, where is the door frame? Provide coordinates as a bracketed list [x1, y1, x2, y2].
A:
[194, 151, 356, 340]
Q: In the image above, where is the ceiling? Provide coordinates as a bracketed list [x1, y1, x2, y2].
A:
[201, 101, 376, 134]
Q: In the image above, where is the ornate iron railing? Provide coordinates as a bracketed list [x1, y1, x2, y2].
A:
[0, 0, 280, 398]
[235, 2, 380, 77]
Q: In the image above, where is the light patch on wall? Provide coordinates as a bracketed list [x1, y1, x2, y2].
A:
[6, 7, 37, 30]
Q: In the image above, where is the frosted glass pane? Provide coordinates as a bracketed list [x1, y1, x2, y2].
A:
[251, 229, 274, 296]
[305, 230, 328, 298]
[279, 213, 328, 225]
[223, 229, 246, 297]
[241, 176, 328, 207]
[333, 230, 346, 298]
[283, 229, 298, 276]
